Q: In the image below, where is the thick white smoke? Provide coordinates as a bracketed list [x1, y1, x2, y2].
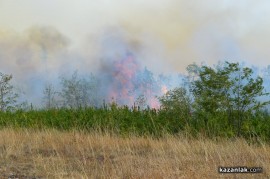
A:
[1, 0, 270, 106]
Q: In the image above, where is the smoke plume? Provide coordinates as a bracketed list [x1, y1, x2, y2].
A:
[0, 0, 270, 106]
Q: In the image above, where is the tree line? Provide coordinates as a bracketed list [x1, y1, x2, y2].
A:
[1, 61, 270, 138]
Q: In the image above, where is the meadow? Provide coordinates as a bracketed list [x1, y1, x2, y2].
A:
[0, 106, 269, 178]
[0, 128, 269, 178]
[0, 106, 270, 140]
[0, 61, 270, 178]
[1, 1, 270, 178]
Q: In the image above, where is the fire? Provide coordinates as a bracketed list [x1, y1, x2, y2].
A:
[108, 52, 140, 106]
[149, 98, 160, 109]
[161, 85, 168, 94]
[106, 51, 168, 109]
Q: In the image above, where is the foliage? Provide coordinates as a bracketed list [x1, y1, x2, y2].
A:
[0, 105, 269, 141]
[1, 61, 270, 142]
[0, 72, 18, 111]
[43, 84, 57, 109]
[159, 87, 192, 128]
[59, 71, 101, 108]
[188, 61, 270, 136]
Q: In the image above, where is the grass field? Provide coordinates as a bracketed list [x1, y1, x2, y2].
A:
[0, 128, 269, 178]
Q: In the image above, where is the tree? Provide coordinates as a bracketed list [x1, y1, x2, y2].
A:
[159, 87, 192, 126]
[0, 72, 18, 111]
[60, 71, 84, 108]
[60, 71, 100, 108]
[135, 67, 159, 107]
[262, 65, 270, 111]
[135, 94, 147, 109]
[80, 74, 101, 107]
[189, 61, 270, 136]
[43, 83, 57, 109]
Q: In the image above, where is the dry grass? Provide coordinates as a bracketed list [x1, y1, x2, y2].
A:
[0, 128, 269, 179]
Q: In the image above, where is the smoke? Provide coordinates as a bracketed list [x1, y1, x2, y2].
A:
[84, 28, 175, 108]
[1, 0, 270, 106]
[1, 1, 270, 67]
[0, 26, 71, 105]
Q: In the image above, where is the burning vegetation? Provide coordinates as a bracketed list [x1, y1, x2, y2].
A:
[56, 51, 177, 109]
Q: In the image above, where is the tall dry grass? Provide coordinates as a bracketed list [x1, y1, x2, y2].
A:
[0, 128, 269, 179]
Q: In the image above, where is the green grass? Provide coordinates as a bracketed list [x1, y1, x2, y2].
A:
[0, 106, 270, 142]
[0, 107, 170, 136]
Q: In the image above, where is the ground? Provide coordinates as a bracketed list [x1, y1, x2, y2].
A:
[0, 128, 269, 178]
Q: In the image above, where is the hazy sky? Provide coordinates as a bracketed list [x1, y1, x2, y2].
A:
[0, 0, 270, 84]
[1, 0, 270, 105]
[1, 0, 270, 70]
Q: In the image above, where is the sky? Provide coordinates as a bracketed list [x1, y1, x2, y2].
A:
[0, 0, 270, 105]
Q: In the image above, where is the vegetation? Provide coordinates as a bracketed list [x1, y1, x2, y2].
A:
[0, 61, 270, 141]
[0, 72, 18, 111]
[187, 62, 270, 138]
[0, 61, 270, 178]
[0, 129, 269, 178]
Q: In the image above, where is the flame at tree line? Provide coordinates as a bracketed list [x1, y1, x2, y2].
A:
[100, 52, 174, 109]
[6, 48, 270, 110]
[83, 52, 270, 110]
[2, 50, 270, 110]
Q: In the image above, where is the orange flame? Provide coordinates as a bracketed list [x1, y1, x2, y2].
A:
[161, 85, 168, 94]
